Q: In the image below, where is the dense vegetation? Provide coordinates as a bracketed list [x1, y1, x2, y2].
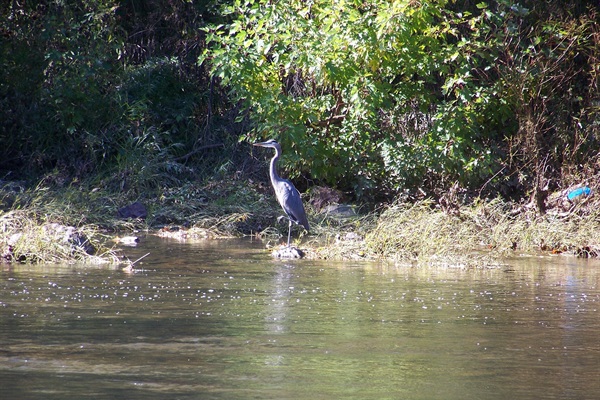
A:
[205, 0, 600, 203]
[1, 1, 600, 263]
[2, 0, 599, 203]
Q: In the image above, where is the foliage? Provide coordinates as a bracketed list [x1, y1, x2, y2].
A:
[495, 7, 600, 197]
[0, 0, 236, 194]
[203, 0, 491, 193]
[1, 1, 120, 175]
[203, 0, 600, 199]
[1, 0, 599, 207]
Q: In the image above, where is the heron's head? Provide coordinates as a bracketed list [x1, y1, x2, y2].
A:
[253, 139, 281, 151]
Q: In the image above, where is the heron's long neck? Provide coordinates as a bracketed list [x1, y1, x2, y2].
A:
[269, 150, 281, 184]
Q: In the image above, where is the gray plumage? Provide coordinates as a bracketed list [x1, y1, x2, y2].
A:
[253, 139, 309, 246]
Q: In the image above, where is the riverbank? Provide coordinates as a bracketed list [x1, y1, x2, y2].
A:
[2, 178, 599, 266]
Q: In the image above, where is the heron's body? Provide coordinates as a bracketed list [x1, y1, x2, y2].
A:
[254, 139, 309, 246]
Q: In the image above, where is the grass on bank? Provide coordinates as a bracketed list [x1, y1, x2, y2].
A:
[2, 177, 600, 266]
[360, 197, 600, 266]
[0, 210, 119, 264]
[306, 194, 600, 267]
[0, 176, 281, 264]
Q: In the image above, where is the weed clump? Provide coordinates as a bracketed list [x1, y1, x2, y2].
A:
[0, 210, 118, 264]
[365, 200, 470, 261]
[362, 197, 600, 266]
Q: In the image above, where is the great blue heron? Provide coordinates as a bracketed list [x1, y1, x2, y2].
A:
[253, 139, 309, 247]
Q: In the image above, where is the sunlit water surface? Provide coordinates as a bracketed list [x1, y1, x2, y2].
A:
[1, 237, 599, 399]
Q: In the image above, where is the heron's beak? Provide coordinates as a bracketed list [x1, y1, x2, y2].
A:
[253, 141, 268, 148]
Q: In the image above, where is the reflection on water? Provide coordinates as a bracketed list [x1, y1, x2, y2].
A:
[1, 236, 599, 399]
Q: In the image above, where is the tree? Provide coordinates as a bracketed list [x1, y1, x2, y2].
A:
[203, 0, 514, 197]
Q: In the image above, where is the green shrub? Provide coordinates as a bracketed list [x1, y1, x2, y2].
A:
[203, 0, 600, 199]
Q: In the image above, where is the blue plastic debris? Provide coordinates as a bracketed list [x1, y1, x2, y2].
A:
[567, 186, 592, 201]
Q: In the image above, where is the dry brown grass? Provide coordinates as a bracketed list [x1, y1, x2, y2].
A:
[0, 210, 119, 264]
[360, 197, 600, 266]
[4, 176, 600, 266]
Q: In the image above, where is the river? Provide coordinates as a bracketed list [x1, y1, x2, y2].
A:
[1, 236, 599, 399]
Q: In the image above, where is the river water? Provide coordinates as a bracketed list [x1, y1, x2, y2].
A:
[1, 236, 599, 399]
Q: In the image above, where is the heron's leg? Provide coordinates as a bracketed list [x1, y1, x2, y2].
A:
[287, 219, 292, 247]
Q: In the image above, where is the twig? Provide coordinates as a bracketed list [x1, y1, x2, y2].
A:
[131, 252, 150, 267]
[478, 166, 507, 198]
